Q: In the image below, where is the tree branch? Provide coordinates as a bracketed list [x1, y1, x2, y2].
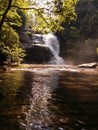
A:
[12, 5, 49, 26]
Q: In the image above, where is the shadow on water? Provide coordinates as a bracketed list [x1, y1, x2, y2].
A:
[0, 68, 98, 130]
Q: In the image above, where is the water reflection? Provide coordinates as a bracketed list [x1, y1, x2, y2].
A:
[0, 69, 98, 130]
[20, 69, 59, 130]
[0, 71, 29, 130]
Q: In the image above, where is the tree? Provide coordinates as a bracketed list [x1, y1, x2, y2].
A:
[0, 0, 28, 64]
[0, 0, 78, 33]
[28, 0, 79, 33]
[0, 0, 12, 29]
[0, 0, 79, 64]
[71, 0, 98, 39]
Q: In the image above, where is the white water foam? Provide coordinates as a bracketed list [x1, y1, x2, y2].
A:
[43, 33, 64, 65]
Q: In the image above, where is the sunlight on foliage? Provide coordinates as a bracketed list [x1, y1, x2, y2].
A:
[0, 23, 25, 64]
[0, 0, 79, 64]
[28, 0, 79, 33]
[0, 0, 29, 64]
[3, 45, 26, 65]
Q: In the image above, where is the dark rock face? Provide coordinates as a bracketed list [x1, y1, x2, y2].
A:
[19, 33, 44, 49]
[18, 32, 52, 64]
[24, 46, 51, 64]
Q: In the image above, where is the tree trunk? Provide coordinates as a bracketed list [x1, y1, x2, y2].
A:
[0, 0, 13, 29]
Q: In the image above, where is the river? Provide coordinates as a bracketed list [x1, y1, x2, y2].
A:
[0, 67, 98, 130]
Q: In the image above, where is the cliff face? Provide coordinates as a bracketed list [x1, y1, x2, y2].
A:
[17, 32, 51, 63]
[24, 46, 51, 64]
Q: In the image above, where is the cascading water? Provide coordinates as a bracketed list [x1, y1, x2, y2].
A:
[32, 33, 64, 65]
[43, 33, 64, 65]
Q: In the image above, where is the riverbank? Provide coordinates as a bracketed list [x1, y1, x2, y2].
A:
[1, 63, 97, 75]
[10, 64, 98, 75]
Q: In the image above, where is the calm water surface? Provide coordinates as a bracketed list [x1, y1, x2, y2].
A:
[0, 68, 98, 130]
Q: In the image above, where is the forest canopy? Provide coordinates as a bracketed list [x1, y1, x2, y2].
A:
[0, 0, 78, 65]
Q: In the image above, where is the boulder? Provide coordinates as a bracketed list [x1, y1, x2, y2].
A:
[78, 62, 98, 68]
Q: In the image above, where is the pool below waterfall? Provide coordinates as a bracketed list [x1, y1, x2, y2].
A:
[0, 66, 98, 130]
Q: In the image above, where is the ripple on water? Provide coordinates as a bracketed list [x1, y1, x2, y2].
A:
[0, 67, 98, 130]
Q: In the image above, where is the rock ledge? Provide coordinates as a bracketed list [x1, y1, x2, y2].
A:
[78, 62, 98, 68]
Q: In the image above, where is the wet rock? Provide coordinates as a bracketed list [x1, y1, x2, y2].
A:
[0, 93, 4, 99]
[24, 46, 51, 64]
[78, 62, 98, 68]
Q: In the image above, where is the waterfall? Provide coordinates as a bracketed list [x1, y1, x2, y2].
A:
[43, 33, 64, 65]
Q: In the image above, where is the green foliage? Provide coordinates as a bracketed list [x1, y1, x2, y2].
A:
[0, 24, 25, 65]
[58, 0, 98, 42]
[30, 0, 79, 33]
[0, 0, 79, 34]
[0, 0, 79, 64]
[72, 0, 98, 39]
[0, 24, 19, 47]
[0, 0, 29, 64]
[3, 44, 26, 65]
[53, 0, 78, 22]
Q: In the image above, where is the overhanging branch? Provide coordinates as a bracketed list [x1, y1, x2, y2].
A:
[12, 5, 50, 26]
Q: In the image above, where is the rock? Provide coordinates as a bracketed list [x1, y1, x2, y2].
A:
[0, 93, 4, 99]
[78, 62, 98, 68]
[24, 46, 51, 64]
